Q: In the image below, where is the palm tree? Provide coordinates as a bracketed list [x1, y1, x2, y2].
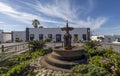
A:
[32, 19, 40, 28]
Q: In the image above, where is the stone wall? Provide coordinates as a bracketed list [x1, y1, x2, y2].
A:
[98, 42, 120, 53]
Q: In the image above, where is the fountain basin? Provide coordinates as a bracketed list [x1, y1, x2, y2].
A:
[40, 46, 87, 72]
[53, 46, 84, 58]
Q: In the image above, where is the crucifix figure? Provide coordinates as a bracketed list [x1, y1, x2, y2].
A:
[61, 21, 74, 50]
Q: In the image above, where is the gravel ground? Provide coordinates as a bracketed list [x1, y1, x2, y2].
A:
[29, 57, 70, 76]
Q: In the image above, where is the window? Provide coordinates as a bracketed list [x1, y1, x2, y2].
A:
[108, 38, 111, 42]
[82, 34, 86, 40]
[39, 34, 43, 40]
[15, 38, 19, 40]
[118, 38, 120, 42]
[30, 34, 34, 40]
[48, 34, 52, 40]
[15, 38, 19, 42]
[74, 34, 78, 43]
[56, 34, 61, 42]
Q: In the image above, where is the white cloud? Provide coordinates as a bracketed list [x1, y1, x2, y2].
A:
[0, 0, 107, 30]
[0, 2, 38, 24]
[23, 0, 107, 30]
[88, 0, 94, 12]
[0, 24, 25, 31]
[75, 17, 107, 30]
[0, 21, 4, 24]
[0, 1, 64, 25]
[93, 25, 120, 35]
[24, 0, 76, 21]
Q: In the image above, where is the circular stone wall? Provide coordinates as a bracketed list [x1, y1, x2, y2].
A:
[40, 46, 87, 72]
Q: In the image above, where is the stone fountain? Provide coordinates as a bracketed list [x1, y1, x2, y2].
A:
[40, 21, 87, 72]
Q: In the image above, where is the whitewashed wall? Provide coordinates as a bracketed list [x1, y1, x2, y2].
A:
[0, 30, 3, 43]
[28, 28, 89, 42]
[12, 31, 26, 42]
[3, 32, 11, 43]
[91, 35, 120, 43]
[103, 35, 120, 42]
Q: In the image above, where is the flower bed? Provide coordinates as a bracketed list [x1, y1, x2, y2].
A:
[70, 41, 120, 76]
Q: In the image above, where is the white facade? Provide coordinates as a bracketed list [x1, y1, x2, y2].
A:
[27, 28, 90, 42]
[0, 30, 3, 43]
[91, 35, 120, 43]
[91, 35, 104, 42]
[3, 32, 12, 43]
[12, 28, 90, 42]
[103, 35, 120, 43]
[12, 31, 26, 42]
[0, 31, 12, 43]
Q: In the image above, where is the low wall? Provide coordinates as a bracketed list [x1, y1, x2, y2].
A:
[99, 42, 120, 53]
[0, 42, 28, 61]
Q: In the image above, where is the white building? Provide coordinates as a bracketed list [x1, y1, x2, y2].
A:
[12, 27, 90, 42]
[0, 30, 12, 43]
[12, 31, 26, 42]
[91, 35, 104, 42]
[91, 35, 120, 43]
[103, 35, 120, 43]
[3, 32, 12, 43]
[0, 30, 3, 43]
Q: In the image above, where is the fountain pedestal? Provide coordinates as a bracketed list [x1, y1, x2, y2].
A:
[40, 21, 87, 72]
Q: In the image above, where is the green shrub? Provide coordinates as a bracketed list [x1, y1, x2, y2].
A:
[103, 48, 115, 57]
[85, 48, 106, 57]
[84, 44, 115, 57]
[87, 49, 98, 57]
[83, 40, 120, 76]
[89, 55, 120, 76]
[109, 54, 120, 75]
[28, 40, 45, 51]
[3, 61, 30, 76]
[89, 56, 112, 71]
[15, 38, 23, 42]
[40, 49, 46, 55]
[83, 41, 101, 50]
[0, 52, 30, 74]
[44, 37, 51, 42]
[17, 53, 31, 61]
[83, 41, 103, 57]
[31, 49, 45, 59]
[1, 49, 45, 75]
[71, 64, 111, 76]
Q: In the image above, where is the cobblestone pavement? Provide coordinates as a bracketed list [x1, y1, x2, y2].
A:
[29, 57, 70, 76]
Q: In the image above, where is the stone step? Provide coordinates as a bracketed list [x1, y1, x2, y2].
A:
[46, 54, 78, 65]
[40, 56, 70, 72]
[44, 54, 87, 69]
[51, 52, 85, 61]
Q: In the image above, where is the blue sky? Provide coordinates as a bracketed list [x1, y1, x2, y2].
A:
[0, 0, 120, 35]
